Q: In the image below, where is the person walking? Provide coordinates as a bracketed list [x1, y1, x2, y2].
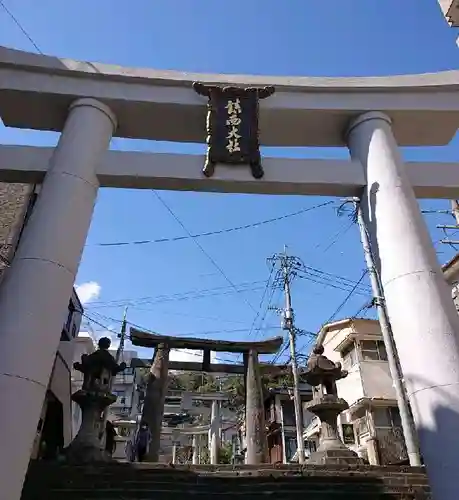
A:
[135, 423, 151, 462]
[105, 420, 117, 457]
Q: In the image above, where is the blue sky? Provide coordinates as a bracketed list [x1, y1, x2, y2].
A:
[1, 0, 459, 364]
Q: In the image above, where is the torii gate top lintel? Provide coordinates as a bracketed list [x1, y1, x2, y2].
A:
[2, 45, 459, 146]
[130, 327, 283, 355]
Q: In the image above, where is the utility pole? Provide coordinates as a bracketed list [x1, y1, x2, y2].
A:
[269, 247, 305, 464]
[435, 200, 459, 246]
[353, 199, 422, 466]
[100, 307, 128, 443]
[451, 199, 459, 226]
[114, 306, 128, 364]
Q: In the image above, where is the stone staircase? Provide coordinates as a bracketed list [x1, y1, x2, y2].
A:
[21, 462, 431, 499]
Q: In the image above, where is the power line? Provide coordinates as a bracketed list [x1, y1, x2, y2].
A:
[301, 265, 371, 292]
[271, 278, 372, 366]
[83, 313, 237, 364]
[246, 262, 277, 339]
[88, 285, 267, 309]
[90, 313, 280, 338]
[81, 313, 119, 336]
[268, 247, 306, 463]
[152, 190, 257, 314]
[0, 0, 42, 53]
[87, 201, 335, 248]
[314, 219, 354, 254]
[86, 280, 267, 309]
[321, 269, 369, 325]
[124, 308, 250, 325]
[233, 263, 279, 364]
[290, 299, 373, 363]
[295, 271, 369, 296]
[251, 284, 280, 340]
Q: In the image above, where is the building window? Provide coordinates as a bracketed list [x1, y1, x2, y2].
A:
[341, 341, 357, 369]
[281, 400, 296, 427]
[304, 440, 317, 455]
[360, 340, 388, 361]
[355, 415, 369, 437]
[373, 406, 401, 429]
[113, 390, 126, 404]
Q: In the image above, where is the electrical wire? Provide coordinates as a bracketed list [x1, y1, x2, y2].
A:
[90, 312, 280, 339]
[296, 272, 369, 296]
[246, 262, 277, 339]
[286, 299, 373, 364]
[88, 201, 335, 248]
[300, 265, 371, 293]
[152, 190, 258, 314]
[0, 0, 42, 53]
[313, 219, 354, 254]
[124, 308, 250, 325]
[252, 285, 280, 340]
[86, 280, 267, 309]
[83, 313, 238, 364]
[321, 269, 369, 325]
[81, 313, 119, 336]
[270, 271, 372, 366]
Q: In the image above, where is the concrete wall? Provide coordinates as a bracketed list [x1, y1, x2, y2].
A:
[71, 336, 95, 437]
[0, 182, 33, 278]
[360, 362, 395, 400]
[336, 366, 366, 405]
[321, 322, 366, 405]
[48, 353, 73, 446]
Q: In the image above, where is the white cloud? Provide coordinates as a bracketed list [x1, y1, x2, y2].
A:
[75, 281, 101, 305]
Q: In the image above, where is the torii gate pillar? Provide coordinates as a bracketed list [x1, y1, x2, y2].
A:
[0, 98, 116, 500]
[348, 112, 459, 500]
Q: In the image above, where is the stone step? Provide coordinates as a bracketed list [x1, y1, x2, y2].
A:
[21, 462, 431, 500]
[23, 476, 430, 488]
[22, 483, 429, 492]
[22, 490, 427, 500]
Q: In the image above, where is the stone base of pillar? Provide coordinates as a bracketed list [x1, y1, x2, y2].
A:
[64, 390, 116, 465]
[307, 447, 364, 466]
[305, 393, 363, 466]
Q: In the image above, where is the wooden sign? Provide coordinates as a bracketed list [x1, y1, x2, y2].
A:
[342, 423, 356, 444]
[193, 83, 275, 179]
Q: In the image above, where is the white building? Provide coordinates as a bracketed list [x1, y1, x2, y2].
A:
[30, 288, 84, 459]
[70, 335, 95, 438]
[109, 349, 138, 420]
[304, 318, 406, 465]
[264, 385, 315, 463]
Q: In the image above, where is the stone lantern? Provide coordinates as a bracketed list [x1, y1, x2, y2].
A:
[303, 345, 363, 465]
[66, 337, 126, 463]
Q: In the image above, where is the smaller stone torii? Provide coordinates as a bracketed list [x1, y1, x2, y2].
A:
[130, 328, 283, 465]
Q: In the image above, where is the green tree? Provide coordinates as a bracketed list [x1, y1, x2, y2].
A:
[218, 441, 233, 464]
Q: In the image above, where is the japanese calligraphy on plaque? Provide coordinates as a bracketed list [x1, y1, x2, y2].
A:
[193, 83, 275, 179]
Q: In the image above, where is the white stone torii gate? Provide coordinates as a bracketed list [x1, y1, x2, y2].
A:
[1, 46, 459, 499]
